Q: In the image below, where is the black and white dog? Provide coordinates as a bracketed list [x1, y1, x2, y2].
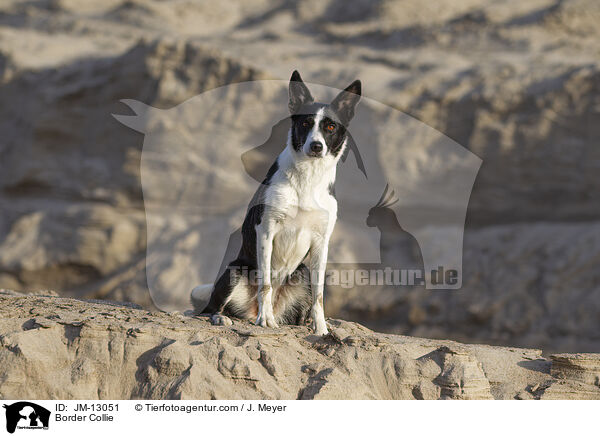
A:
[191, 71, 361, 335]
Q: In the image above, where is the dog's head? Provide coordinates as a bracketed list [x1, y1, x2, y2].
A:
[288, 70, 361, 159]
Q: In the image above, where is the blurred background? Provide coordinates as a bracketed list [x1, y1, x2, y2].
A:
[0, 0, 598, 353]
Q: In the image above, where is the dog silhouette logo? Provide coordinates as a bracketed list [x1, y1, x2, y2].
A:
[2, 402, 50, 433]
[113, 79, 481, 311]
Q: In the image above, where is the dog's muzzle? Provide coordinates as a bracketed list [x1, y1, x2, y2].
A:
[307, 141, 324, 157]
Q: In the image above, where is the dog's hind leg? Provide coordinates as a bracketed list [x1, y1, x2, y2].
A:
[204, 262, 241, 326]
[191, 284, 232, 325]
[204, 260, 258, 326]
[274, 263, 312, 326]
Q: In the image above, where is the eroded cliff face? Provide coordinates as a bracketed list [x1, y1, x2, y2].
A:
[0, 290, 598, 400]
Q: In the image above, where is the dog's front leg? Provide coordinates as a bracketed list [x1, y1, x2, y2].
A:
[255, 219, 279, 328]
[310, 234, 330, 336]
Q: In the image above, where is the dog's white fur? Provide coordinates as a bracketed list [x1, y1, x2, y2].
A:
[254, 109, 343, 335]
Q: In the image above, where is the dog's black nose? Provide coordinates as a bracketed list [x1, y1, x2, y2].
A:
[310, 141, 323, 153]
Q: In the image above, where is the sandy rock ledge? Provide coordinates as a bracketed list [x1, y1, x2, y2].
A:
[0, 290, 598, 400]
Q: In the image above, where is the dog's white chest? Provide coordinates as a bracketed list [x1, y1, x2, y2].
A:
[272, 208, 329, 275]
[261, 147, 339, 281]
[272, 218, 311, 273]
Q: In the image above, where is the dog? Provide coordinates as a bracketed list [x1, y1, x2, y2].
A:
[191, 70, 361, 335]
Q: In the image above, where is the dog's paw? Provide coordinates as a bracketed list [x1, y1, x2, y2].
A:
[314, 326, 329, 336]
[266, 315, 280, 329]
[210, 314, 233, 326]
[255, 313, 279, 328]
[312, 319, 329, 336]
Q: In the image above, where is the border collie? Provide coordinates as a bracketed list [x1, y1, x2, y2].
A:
[191, 71, 361, 335]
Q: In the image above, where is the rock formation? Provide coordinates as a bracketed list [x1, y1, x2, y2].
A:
[0, 290, 598, 400]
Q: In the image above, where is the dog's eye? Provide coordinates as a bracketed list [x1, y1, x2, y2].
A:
[302, 119, 313, 127]
[326, 123, 336, 132]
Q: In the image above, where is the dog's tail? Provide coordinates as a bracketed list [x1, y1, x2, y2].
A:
[190, 284, 213, 313]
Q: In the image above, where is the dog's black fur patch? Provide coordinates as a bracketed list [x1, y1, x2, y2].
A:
[290, 105, 349, 158]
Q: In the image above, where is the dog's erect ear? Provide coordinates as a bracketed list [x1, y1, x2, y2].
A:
[288, 70, 314, 114]
[331, 80, 361, 124]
